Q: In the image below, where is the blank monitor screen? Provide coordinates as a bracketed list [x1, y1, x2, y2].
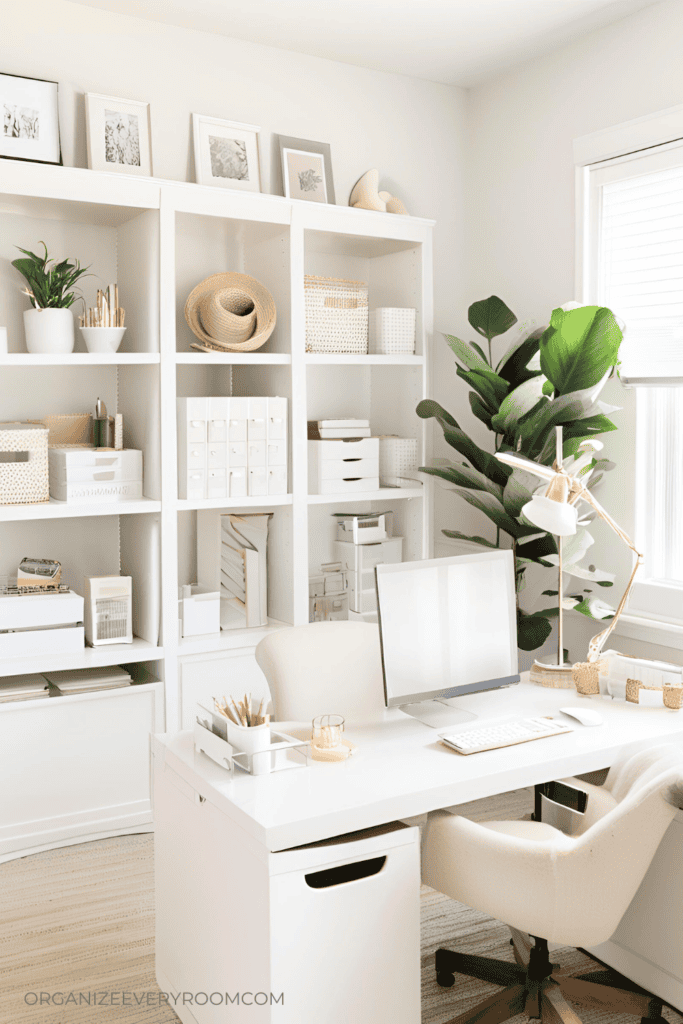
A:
[376, 551, 519, 707]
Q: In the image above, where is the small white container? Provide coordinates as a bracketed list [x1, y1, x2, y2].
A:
[226, 719, 273, 775]
[80, 327, 126, 353]
[179, 585, 220, 638]
[24, 307, 75, 354]
[370, 307, 416, 355]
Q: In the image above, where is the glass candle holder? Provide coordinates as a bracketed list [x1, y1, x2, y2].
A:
[312, 714, 345, 750]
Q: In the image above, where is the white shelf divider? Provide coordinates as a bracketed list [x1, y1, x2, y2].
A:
[0, 498, 162, 522]
[0, 353, 160, 365]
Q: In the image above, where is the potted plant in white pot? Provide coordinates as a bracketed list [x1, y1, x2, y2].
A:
[12, 242, 89, 354]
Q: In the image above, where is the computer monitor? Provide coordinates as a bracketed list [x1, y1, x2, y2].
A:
[375, 551, 519, 727]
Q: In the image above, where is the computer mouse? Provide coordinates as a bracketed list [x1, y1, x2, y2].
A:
[559, 705, 603, 727]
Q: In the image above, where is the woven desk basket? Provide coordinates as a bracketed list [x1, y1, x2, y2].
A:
[304, 275, 368, 354]
[0, 423, 49, 505]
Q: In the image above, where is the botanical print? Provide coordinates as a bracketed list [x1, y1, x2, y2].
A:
[298, 167, 322, 192]
[3, 103, 39, 139]
[284, 149, 327, 203]
[209, 136, 249, 180]
[104, 110, 141, 166]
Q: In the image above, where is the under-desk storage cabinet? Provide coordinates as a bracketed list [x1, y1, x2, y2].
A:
[153, 739, 421, 1024]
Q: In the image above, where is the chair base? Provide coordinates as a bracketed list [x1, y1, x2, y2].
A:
[434, 932, 667, 1024]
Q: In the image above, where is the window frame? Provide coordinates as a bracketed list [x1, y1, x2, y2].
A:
[574, 107, 683, 637]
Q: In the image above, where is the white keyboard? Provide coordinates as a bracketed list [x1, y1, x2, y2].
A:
[440, 716, 573, 755]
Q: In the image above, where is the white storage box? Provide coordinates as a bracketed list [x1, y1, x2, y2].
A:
[308, 438, 379, 494]
[0, 624, 84, 658]
[336, 538, 403, 611]
[179, 585, 220, 638]
[370, 307, 417, 355]
[49, 448, 143, 503]
[335, 511, 389, 544]
[0, 422, 49, 505]
[84, 576, 133, 645]
[379, 436, 420, 487]
[0, 589, 83, 630]
[304, 275, 369, 354]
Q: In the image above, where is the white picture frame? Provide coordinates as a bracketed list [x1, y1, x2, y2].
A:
[85, 92, 152, 176]
[192, 114, 261, 192]
[0, 73, 61, 166]
[277, 135, 335, 205]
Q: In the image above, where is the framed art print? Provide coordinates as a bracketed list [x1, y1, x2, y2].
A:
[193, 114, 261, 192]
[278, 135, 335, 204]
[1, 73, 61, 165]
[85, 93, 152, 176]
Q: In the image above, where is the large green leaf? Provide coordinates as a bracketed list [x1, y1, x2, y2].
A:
[468, 295, 518, 341]
[496, 327, 544, 386]
[420, 464, 504, 499]
[517, 610, 553, 651]
[445, 334, 492, 373]
[451, 487, 539, 539]
[441, 530, 499, 549]
[540, 306, 623, 396]
[415, 399, 460, 429]
[441, 426, 511, 486]
[469, 392, 493, 427]
[502, 472, 535, 519]
[490, 375, 548, 435]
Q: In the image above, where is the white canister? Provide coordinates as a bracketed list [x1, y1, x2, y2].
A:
[226, 719, 273, 775]
[24, 307, 75, 354]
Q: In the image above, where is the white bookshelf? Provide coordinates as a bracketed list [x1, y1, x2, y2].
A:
[0, 162, 434, 858]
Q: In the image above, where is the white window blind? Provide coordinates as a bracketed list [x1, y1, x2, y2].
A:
[588, 142, 683, 608]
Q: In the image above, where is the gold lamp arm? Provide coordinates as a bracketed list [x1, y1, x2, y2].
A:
[573, 484, 644, 662]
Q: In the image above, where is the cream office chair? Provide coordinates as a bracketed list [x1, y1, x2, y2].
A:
[422, 744, 683, 1024]
[255, 621, 385, 722]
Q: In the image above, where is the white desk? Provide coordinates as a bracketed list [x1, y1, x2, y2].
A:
[153, 683, 683, 1024]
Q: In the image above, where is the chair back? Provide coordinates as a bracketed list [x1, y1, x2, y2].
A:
[255, 621, 386, 723]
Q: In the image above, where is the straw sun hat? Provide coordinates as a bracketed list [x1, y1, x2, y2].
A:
[184, 272, 277, 351]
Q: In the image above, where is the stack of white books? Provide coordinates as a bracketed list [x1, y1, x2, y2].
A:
[43, 665, 131, 695]
[0, 674, 50, 703]
[308, 419, 371, 439]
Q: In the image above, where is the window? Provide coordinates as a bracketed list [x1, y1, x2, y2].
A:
[583, 139, 683, 622]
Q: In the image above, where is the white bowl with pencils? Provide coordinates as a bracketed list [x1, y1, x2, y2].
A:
[80, 326, 126, 353]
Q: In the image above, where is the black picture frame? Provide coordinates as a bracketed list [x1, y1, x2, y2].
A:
[0, 72, 62, 166]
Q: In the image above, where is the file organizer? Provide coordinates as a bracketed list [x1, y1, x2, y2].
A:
[177, 396, 288, 499]
[197, 510, 272, 630]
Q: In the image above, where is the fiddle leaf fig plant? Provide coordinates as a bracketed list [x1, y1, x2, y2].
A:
[418, 296, 623, 652]
[11, 242, 90, 309]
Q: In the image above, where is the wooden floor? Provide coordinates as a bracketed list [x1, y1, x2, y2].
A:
[1, 788, 681, 1024]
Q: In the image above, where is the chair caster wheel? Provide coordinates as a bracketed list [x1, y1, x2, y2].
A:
[437, 973, 455, 988]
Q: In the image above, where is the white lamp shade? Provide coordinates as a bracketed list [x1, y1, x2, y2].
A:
[522, 496, 578, 536]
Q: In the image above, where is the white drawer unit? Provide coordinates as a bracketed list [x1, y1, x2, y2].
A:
[48, 448, 143, 503]
[308, 437, 380, 494]
[336, 537, 403, 613]
[178, 397, 287, 499]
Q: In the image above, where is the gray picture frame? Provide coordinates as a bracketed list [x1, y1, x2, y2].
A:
[276, 135, 335, 205]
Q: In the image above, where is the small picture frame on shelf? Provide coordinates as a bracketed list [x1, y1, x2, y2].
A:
[193, 114, 261, 192]
[0, 73, 61, 166]
[278, 135, 335, 204]
[85, 92, 152, 176]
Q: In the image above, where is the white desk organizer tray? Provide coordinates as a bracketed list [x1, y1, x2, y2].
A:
[48, 448, 143, 503]
[195, 703, 309, 775]
[574, 650, 683, 709]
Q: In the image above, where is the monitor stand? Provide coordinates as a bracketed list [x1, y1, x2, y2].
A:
[398, 698, 478, 730]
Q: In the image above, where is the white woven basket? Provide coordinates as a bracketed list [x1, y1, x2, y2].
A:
[370, 307, 416, 355]
[0, 423, 49, 505]
[304, 275, 368, 354]
[379, 436, 420, 488]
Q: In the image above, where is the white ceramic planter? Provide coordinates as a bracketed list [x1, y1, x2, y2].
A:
[24, 307, 75, 354]
[80, 327, 126, 354]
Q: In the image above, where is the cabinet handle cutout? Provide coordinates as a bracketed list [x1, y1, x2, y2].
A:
[305, 855, 386, 889]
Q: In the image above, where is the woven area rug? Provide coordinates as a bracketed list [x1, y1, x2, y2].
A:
[1, 788, 681, 1024]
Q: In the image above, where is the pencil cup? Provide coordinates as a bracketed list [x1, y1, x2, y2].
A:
[226, 719, 272, 775]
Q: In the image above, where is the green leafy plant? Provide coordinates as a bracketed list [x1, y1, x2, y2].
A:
[417, 296, 623, 652]
[11, 242, 90, 310]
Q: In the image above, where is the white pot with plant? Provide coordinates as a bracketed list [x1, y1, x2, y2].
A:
[12, 242, 89, 354]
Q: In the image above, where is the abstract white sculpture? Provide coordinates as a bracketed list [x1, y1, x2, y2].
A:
[349, 169, 408, 215]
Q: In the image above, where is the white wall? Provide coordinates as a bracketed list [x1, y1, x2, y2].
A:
[459, 0, 683, 663]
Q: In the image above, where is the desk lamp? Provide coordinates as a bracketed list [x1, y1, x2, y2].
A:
[495, 426, 643, 678]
